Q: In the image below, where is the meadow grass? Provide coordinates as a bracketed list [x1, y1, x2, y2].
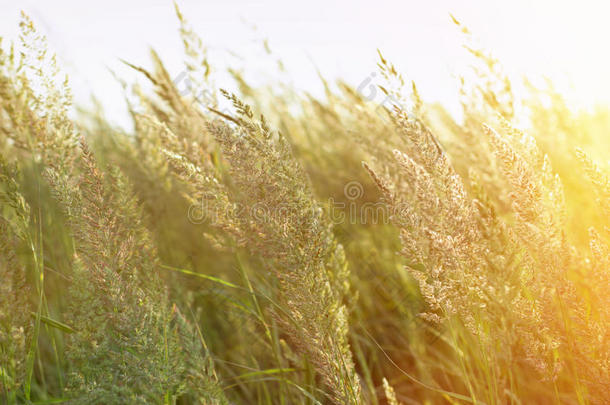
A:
[1, 8, 609, 405]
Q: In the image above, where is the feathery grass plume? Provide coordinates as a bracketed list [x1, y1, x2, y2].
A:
[363, 111, 494, 326]
[575, 149, 610, 400]
[484, 122, 610, 402]
[44, 144, 223, 403]
[362, 132, 549, 367]
[225, 56, 456, 403]
[430, 16, 519, 220]
[122, 46, 215, 154]
[122, 28, 380, 401]
[0, 13, 227, 404]
[361, 55, 573, 402]
[447, 22, 609, 398]
[42, 138, 226, 403]
[577, 148, 610, 225]
[0, 157, 32, 399]
[523, 83, 599, 243]
[157, 89, 362, 404]
[174, 1, 215, 106]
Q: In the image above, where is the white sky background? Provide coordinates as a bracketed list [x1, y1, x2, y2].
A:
[1, 0, 610, 128]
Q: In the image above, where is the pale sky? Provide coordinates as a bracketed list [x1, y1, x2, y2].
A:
[1, 0, 610, 127]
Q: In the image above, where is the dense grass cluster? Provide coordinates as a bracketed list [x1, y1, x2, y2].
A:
[1, 8, 609, 405]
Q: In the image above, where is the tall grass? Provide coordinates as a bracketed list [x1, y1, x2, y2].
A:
[1, 7, 609, 405]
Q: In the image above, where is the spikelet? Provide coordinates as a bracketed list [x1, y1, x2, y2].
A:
[382, 378, 402, 405]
